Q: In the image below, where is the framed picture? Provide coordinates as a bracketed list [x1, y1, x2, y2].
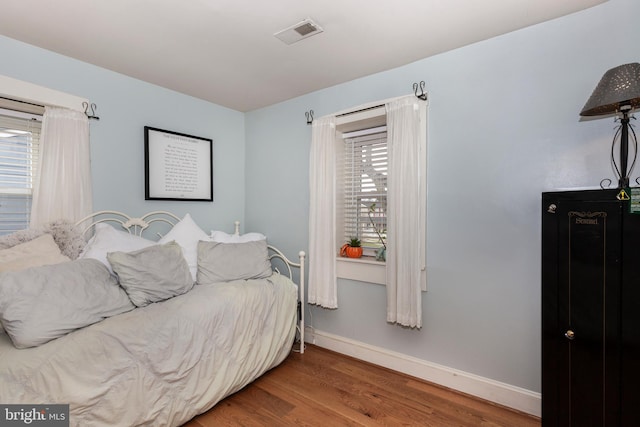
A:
[144, 126, 213, 201]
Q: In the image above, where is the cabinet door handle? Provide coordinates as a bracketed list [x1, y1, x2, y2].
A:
[564, 330, 575, 340]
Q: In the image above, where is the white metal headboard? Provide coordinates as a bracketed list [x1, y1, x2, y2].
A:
[76, 210, 181, 239]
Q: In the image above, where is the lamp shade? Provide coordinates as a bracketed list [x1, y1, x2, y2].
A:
[580, 62, 640, 116]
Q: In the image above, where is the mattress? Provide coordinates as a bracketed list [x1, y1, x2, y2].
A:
[0, 273, 297, 426]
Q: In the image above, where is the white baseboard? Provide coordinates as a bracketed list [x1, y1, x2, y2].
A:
[305, 328, 541, 417]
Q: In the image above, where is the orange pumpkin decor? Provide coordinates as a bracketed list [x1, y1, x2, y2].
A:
[340, 237, 363, 258]
[346, 246, 363, 258]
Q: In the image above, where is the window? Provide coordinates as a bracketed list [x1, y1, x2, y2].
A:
[0, 109, 42, 235]
[309, 95, 427, 311]
[341, 127, 387, 256]
[334, 107, 387, 285]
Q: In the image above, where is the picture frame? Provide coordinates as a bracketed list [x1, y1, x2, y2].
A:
[144, 126, 213, 201]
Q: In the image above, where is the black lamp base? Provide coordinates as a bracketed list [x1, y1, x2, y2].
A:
[611, 109, 636, 189]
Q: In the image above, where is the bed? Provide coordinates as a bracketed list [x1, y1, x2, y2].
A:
[0, 211, 305, 426]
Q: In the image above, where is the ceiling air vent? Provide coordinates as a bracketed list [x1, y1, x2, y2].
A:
[274, 18, 324, 45]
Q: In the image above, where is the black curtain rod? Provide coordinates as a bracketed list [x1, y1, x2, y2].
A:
[0, 96, 45, 109]
[335, 104, 385, 118]
[309, 81, 427, 124]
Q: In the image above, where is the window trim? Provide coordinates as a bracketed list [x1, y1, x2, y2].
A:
[0, 75, 88, 113]
[336, 256, 386, 285]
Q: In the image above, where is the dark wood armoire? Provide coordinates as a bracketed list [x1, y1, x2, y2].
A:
[542, 188, 640, 426]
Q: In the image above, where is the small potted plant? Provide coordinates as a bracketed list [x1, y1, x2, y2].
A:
[340, 237, 363, 258]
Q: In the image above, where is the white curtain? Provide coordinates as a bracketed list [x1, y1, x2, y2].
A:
[308, 116, 338, 308]
[385, 96, 427, 328]
[30, 106, 92, 227]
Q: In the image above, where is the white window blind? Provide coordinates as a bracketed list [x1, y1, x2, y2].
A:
[0, 111, 42, 234]
[342, 129, 387, 251]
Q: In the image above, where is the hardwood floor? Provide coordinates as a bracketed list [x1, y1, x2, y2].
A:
[183, 344, 540, 426]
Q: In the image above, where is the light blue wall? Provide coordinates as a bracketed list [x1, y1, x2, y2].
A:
[245, 0, 639, 393]
[0, 0, 636, 395]
[0, 36, 246, 233]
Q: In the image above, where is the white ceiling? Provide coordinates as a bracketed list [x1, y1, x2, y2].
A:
[0, 0, 606, 112]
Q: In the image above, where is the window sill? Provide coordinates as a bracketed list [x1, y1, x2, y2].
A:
[336, 256, 386, 285]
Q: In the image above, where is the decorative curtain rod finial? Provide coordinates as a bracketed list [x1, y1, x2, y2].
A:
[305, 109, 314, 125]
[83, 101, 100, 121]
[413, 81, 427, 101]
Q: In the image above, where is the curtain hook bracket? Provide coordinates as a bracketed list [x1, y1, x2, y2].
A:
[412, 81, 427, 101]
[83, 101, 100, 121]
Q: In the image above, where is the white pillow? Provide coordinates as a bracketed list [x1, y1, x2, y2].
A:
[158, 213, 211, 282]
[80, 223, 155, 274]
[210, 230, 266, 243]
[0, 234, 70, 273]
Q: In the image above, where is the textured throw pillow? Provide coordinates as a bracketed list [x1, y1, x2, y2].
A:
[197, 239, 272, 285]
[42, 219, 87, 260]
[158, 213, 211, 282]
[0, 234, 71, 273]
[108, 241, 194, 307]
[0, 218, 86, 260]
[210, 230, 266, 243]
[0, 258, 134, 349]
[80, 223, 155, 274]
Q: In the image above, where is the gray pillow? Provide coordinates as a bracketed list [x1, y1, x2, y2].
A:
[108, 241, 194, 307]
[197, 239, 272, 285]
[0, 258, 135, 349]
